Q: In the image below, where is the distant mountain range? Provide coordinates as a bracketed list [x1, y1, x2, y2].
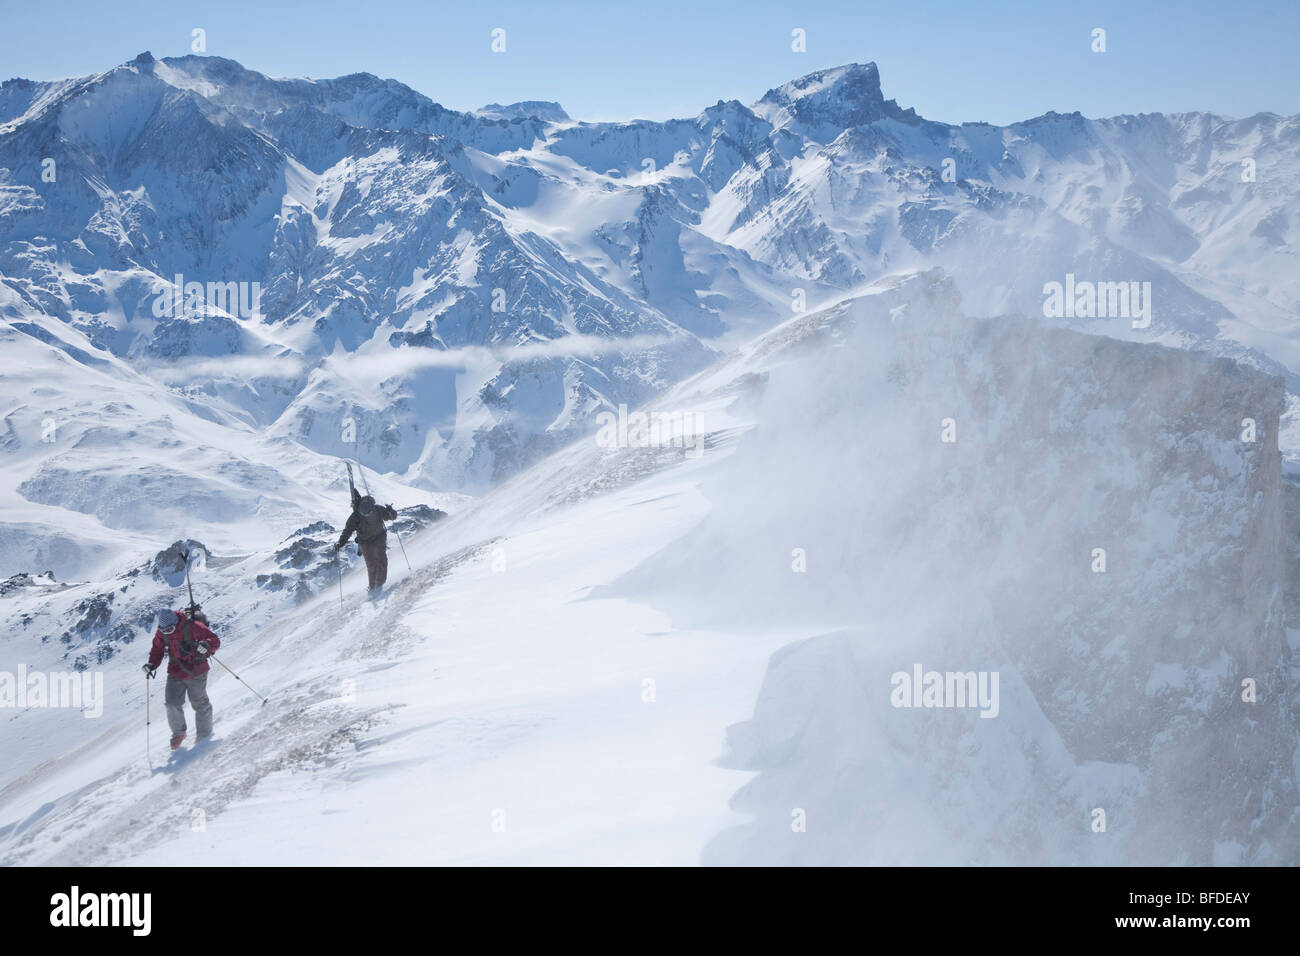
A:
[1, 53, 1298, 567]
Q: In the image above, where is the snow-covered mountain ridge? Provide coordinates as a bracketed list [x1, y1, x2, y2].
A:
[2, 54, 1298, 511]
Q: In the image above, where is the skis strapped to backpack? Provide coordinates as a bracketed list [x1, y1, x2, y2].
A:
[172, 550, 207, 677]
[345, 461, 359, 508]
[354, 456, 374, 497]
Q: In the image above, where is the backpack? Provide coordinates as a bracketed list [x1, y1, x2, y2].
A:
[355, 509, 388, 543]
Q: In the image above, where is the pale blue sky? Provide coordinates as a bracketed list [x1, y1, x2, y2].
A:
[4, 0, 1297, 124]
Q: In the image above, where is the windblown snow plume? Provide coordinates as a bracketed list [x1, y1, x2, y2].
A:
[612, 272, 1296, 865]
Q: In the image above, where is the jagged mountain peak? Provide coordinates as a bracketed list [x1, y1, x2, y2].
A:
[762, 62, 884, 100]
[753, 62, 917, 134]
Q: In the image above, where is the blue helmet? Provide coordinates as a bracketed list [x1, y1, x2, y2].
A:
[156, 608, 180, 632]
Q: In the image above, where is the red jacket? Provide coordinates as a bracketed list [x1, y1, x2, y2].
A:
[148, 614, 221, 679]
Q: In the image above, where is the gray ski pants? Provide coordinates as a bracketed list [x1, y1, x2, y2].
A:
[164, 674, 214, 737]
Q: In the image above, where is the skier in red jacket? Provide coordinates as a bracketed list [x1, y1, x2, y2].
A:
[142, 608, 221, 750]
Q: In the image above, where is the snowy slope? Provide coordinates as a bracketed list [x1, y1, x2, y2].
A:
[0, 366, 784, 865]
[2, 270, 1294, 865]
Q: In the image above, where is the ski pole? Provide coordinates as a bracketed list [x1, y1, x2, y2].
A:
[335, 551, 344, 606]
[393, 521, 413, 573]
[145, 673, 152, 767]
[209, 655, 270, 706]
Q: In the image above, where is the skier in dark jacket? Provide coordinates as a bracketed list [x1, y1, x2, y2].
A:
[142, 608, 221, 750]
[335, 491, 399, 592]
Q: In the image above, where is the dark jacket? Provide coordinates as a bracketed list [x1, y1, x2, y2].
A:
[148, 613, 220, 680]
[337, 502, 398, 548]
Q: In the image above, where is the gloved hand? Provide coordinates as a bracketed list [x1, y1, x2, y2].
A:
[142, 664, 157, 678]
[195, 642, 211, 657]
